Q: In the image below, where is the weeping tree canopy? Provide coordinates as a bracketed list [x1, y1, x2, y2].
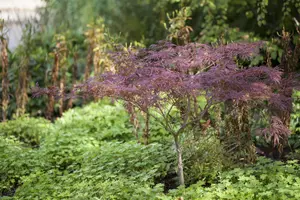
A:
[33, 41, 298, 124]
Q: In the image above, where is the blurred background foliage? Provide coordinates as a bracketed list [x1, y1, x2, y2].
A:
[39, 0, 300, 44]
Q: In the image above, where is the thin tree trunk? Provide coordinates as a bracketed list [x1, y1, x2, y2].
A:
[1, 37, 9, 122]
[174, 134, 185, 186]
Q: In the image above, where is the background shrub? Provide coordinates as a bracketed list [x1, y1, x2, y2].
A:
[54, 100, 134, 142]
[0, 115, 51, 147]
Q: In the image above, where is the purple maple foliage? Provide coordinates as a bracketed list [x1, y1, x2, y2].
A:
[32, 41, 299, 185]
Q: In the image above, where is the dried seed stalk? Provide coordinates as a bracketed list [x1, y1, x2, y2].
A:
[57, 36, 68, 116]
[67, 52, 78, 109]
[0, 33, 9, 121]
[16, 58, 29, 116]
[46, 50, 59, 120]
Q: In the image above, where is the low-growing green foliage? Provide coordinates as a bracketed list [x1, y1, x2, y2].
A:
[11, 141, 175, 199]
[169, 157, 300, 200]
[12, 170, 171, 200]
[81, 141, 175, 183]
[0, 115, 51, 147]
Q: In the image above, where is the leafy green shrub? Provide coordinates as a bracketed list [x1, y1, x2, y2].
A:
[169, 157, 300, 200]
[54, 100, 134, 142]
[0, 136, 40, 196]
[183, 134, 231, 185]
[0, 115, 51, 147]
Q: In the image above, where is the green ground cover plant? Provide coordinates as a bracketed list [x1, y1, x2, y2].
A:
[10, 141, 175, 200]
[169, 157, 300, 200]
[0, 136, 39, 196]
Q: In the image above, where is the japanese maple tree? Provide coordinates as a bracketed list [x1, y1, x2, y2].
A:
[33, 41, 299, 186]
